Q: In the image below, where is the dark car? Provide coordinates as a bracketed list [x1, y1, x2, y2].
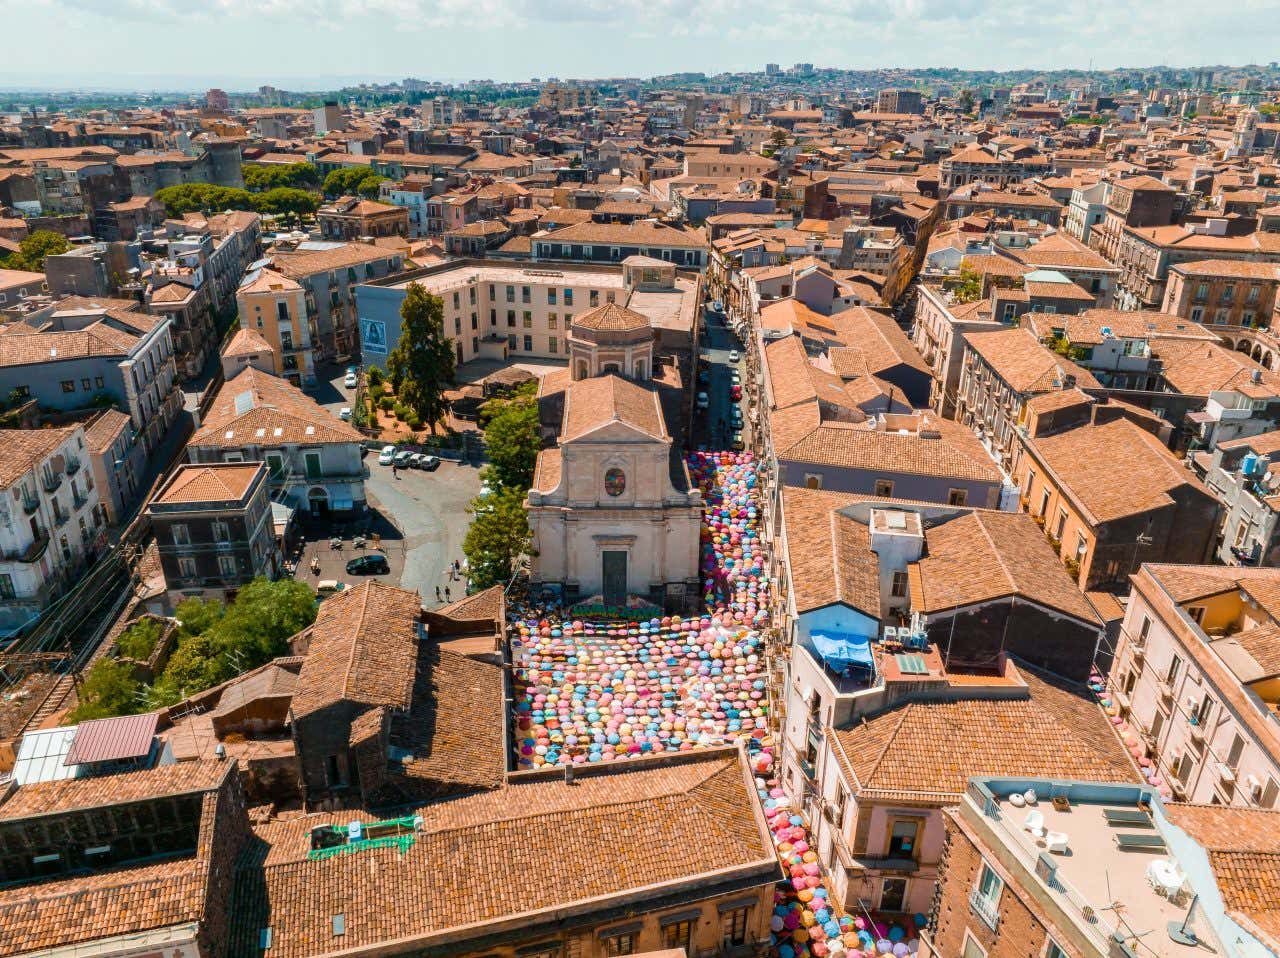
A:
[346, 553, 390, 576]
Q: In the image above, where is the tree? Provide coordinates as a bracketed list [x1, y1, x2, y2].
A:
[957, 89, 976, 115]
[242, 161, 320, 192]
[322, 166, 387, 198]
[356, 173, 389, 199]
[174, 595, 223, 638]
[155, 183, 256, 216]
[69, 658, 142, 722]
[769, 128, 789, 149]
[387, 282, 455, 433]
[117, 618, 164, 660]
[0, 229, 69, 272]
[481, 387, 540, 489]
[254, 187, 320, 220]
[952, 264, 983, 304]
[463, 487, 531, 589]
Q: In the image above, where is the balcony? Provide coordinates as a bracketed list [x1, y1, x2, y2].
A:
[969, 890, 1000, 930]
[2, 533, 50, 564]
[42, 472, 62, 493]
[73, 490, 89, 510]
[53, 509, 70, 528]
[1157, 679, 1175, 704]
[853, 855, 920, 874]
[21, 493, 39, 515]
[65, 456, 81, 475]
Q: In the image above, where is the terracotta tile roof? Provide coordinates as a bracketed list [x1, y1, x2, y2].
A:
[778, 417, 1001, 484]
[912, 510, 1100, 623]
[1024, 308, 1215, 345]
[1025, 417, 1211, 523]
[764, 336, 855, 410]
[1162, 804, 1280, 951]
[0, 759, 230, 820]
[531, 446, 562, 493]
[965, 327, 1101, 393]
[269, 243, 397, 279]
[228, 750, 776, 957]
[153, 463, 263, 505]
[0, 426, 79, 488]
[572, 301, 651, 333]
[780, 487, 881, 616]
[1169, 259, 1280, 280]
[190, 366, 364, 449]
[1154, 339, 1280, 398]
[291, 582, 421, 720]
[831, 664, 1134, 797]
[0, 323, 144, 368]
[82, 408, 132, 455]
[223, 326, 275, 358]
[560, 374, 666, 442]
[538, 220, 709, 249]
[434, 584, 504, 623]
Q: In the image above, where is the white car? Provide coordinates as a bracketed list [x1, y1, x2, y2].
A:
[338, 407, 352, 421]
[377, 444, 397, 465]
[729, 349, 740, 363]
[344, 372, 358, 389]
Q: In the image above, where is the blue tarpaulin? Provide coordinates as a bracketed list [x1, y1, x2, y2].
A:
[809, 631, 873, 673]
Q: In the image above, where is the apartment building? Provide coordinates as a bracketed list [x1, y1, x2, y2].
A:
[235, 269, 314, 386]
[938, 143, 1051, 192]
[911, 283, 1002, 418]
[531, 220, 710, 268]
[1109, 564, 1280, 810]
[1016, 417, 1219, 591]
[1162, 258, 1280, 329]
[0, 298, 180, 458]
[186, 367, 367, 518]
[877, 89, 924, 114]
[355, 257, 698, 367]
[316, 196, 410, 241]
[925, 778, 1280, 958]
[267, 242, 403, 363]
[0, 426, 105, 635]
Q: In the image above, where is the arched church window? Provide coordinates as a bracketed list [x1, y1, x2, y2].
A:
[604, 467, 626, 497]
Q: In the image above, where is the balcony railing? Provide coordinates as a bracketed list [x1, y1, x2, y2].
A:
[42, 472, 62, 493]
[3, 533, 49, 564]
[21, 493, 39, 515]
[969, 890, 1000, 930]
[65, 456, 81, 475]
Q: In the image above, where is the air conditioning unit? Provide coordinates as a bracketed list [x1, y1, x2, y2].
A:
[882, 626, 899, 642]
[1216, 763, 1236, 784]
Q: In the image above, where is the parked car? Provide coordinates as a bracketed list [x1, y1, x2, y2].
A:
[696, 391, 709, 409]
[344, 371, 358, 389]
[713, 299, 724, 313]
[730, 408, 744, 428]
[422, 455, 441, 471]
[378, 444, 397, 466]
[338, 407, 352, 421]
[730, 369, 741, 385]
[729, 349, 740, 363]
[729, 384, 742, 401]
[393, 451, 414, 469]
[346, 365, 358, 376]
[698, 368, 710, 385]
[346, 553, 390, 576]
[731, 433, 745, 451]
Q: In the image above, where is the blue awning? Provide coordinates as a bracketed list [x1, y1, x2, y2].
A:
[810, 631, 873, 673]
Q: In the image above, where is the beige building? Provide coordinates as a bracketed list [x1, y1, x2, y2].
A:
[235, 270, 314, 386]
[528, 304, 701, 609]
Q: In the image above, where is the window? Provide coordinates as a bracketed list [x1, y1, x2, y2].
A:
[1196, 282, 1210, 300]
[804, 473, 823, 490]
[548, 313, 557, 329]
[948, 488, 968, 506]
[522, 311, 532, 328]
[266, 453, 285, 478]
[971, 861, 1003, 930]
[962, 931, 988, 958]
[218, 555, 237, 576]
[211, 521, 230, 542]
[1075, 532, 1088, 560]
[564, 288, 574, 305]
[547, 288, 557, 305]
[722, 906, 751, 947]
[1045, 941, 1068, 958]
[505, 285, 515, 303]
[524, 335, 533, 352]
[305, 453, 322, 480]
[507, 310, 516, 327]
[94, 376, 104, 389]
[874, 479, 894, 497]
[1039, 488, 1051, 516]
[521, 285, 531, 303]
[1188, 606, 1206, 625]
[888, 818, 920, 858]
[590, 289, 600, 307]
[0, 573, 15, 600]
[1248, 285, 1261, 303]
[602, 932, 636, 956]
[452, 291, 460, 309]
[61, 380, 76, 393]
[177, 556, 197, 578]
[1262, 777, 1279, 808]
[880, 877, 908, 912]
[172, 524, 190, 545]
[471, 312, 477, 330]
[1227, 733, 1245, 770]
[891, 571, 909, 598]
[549, 336, 558, 354]
[662, 920, 693, 953]
[80, 378, 91, 390]
[468, 286, 476, 305]
[326, 754, 347, 787]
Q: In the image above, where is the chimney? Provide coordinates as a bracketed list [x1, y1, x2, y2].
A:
[564, 764, 576, 785]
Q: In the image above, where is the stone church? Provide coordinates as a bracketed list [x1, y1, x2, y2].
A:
[527, 295, 701, 611]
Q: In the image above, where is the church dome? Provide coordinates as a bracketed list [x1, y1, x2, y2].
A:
[571, 302, 653, 343]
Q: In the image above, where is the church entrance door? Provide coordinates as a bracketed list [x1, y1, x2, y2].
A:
[602, 550, 628, 606]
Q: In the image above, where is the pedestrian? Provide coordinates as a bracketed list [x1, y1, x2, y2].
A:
[435, 586, 442, 602]
[445, 586, 451, 601]
[392, 464, 398, 479]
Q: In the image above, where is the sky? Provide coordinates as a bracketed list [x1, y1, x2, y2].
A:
[2, 0, 1280, 91]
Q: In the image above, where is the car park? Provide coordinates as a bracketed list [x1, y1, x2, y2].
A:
[346, 553, 390, 576]
[377, 445, 396, 465]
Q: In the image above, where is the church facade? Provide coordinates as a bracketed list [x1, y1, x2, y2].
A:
[528, 294, 701, 611]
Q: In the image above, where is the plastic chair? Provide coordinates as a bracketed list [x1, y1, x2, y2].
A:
[1046, 831, 1069, 853]
[1023, 809, 1045, 837]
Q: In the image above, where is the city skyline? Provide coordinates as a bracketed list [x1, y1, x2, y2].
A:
[3, 0, 1280, 91]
